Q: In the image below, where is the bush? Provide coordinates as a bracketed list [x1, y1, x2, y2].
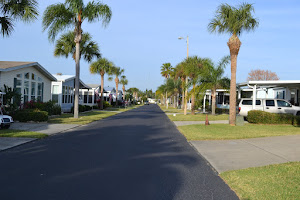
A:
[247, 110, 298, 125]
[13, 109, 48, 122]
[23, 100, 61, 116]
[215, 108, 229, 114]
[103, 101, 111, 109]
[71, 105, 93, 113]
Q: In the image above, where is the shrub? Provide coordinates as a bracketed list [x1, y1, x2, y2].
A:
[23, 100, 61, 116]
[248, 110, 295, 125]
[13, 109, 48, 122]
[103, 101, 111, 109]
[215, 108, 229, 114]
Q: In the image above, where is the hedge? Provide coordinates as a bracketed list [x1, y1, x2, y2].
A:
[215, 108, 229, 114]
[248, 110, 300, 126]
[71, 105, 93, 113]
[13, 109, 48, 122]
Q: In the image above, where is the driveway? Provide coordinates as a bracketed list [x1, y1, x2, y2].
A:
[191, 135, 300, 173]
[0, 105, 238, 200]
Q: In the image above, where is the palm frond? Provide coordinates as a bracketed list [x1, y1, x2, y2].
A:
[42, 3, 74, 42]
[0, 16, 13, 37]
[83, 1, 112, 26]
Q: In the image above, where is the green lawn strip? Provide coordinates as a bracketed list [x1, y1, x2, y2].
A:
[0, 129, 48, 138]
[48, 111, 118, 124]
[159, 106, 184, 113]
[220, 162, 300, 200]
[168, 113, 228, 121]
[178, 124, 300, 140]
[104, 105, 142, 111]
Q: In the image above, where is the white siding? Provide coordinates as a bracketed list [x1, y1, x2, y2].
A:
[0, 66, 52, 102]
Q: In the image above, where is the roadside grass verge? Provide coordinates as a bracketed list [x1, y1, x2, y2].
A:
[178, 124, 300, 140]
[168, 113, 228, 121]
[48, 111, 118, 124]
[159, 105, 185, 113]
[220, 162, 300, 200]
[104, 104, 142, 111]
[0, 129, 48, 138]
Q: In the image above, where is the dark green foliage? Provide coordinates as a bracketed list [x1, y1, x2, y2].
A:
[1, 85, 21, 114]
[24, 100, 61, 116]
[103, 101, 111, 109]
[216, 108, 229, 114]
[248, 110, 299, 125]
[13, 109, 48, 122]
[71, 105, 93, 113]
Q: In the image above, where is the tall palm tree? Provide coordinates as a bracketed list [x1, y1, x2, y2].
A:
[160, 63, 173, 109]
[184, 56, 205, 115]
[208, 3, 258, 125]
[42, 0, 112, 118]
[54, 31, 101, 61]
[109, 67, 124, 106]
[0, 0, 38, 37]
[120, 75, 128, 102]
[200, 56, 230, 115]
[89, 58, 113, 110]
[175, 62, 187, 112]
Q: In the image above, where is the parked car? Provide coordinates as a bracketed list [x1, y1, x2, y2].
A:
[238, 98, 300, 117]
[0, 92, 13, 129]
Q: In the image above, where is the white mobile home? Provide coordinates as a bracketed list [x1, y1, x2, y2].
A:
[0, 61, 56, 103]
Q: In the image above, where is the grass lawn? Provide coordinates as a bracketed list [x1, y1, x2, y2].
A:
[48, 111, 119, 124]
[159, 106, 184, 113]
[178, 124, 300, 140]
[0, 129, 48, 138]
[220, 162, 300, 200]
[105, 104, 142, 111]
[168, 113, 228, 121]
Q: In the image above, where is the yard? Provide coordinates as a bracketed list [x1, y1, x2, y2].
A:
[178, 124, 300, 140]
[168, 113, 228, 121]
[48, 111, 119, 124]
[221, 162, 300, 200]
[0, 129, 47, 138]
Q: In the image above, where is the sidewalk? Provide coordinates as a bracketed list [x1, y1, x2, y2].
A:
[191, 135, 300, 173]
[0, 122, 81, 151]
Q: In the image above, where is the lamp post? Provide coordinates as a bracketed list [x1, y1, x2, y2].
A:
[178, 36, 189, 115]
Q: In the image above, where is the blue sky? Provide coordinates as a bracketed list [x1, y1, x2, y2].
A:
[2, 0, 300, 91]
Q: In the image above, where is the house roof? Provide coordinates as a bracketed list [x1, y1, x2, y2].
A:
[87, 84, 100, 89]
[0, 61, 56, 81]
[104, 87, 115, 92]
[238, 80, 300, 89]
[52, 74, 91, 89]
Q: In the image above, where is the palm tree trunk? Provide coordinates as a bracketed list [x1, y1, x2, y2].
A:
[212, 88, 216, 115]
[173, 95, 176, 108]
[115, 77, 118, 106]
[100, 74, 104, 110]
[184, 78, 188, 115]
[74, 33, 82, 119]
[191, 83, 195, 115]
[122, 85, 125, 101]
[227, 34, 241, 125]
[181, 79, 185, 110]
[166, 91, 168, 109]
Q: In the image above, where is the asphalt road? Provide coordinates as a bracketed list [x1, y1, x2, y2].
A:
[0, 105, 238, 200]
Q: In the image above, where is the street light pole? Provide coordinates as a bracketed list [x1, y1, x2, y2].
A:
[179, 36, 189, 115]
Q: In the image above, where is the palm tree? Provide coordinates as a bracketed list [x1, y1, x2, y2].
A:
[0, 0, 38, 37]
[120, 75, 128, 102]
[109, 67, 124, 106]
[201, 56, 230, 115]
[54, 31, 101, 61]
[89, 58, 113, 110]
[184, 56, 205, 115]
[175, 62, 187, 112]
[160, 63, 173, 109]
[208, 3, 258, 125]
[42, 0, 112, 118]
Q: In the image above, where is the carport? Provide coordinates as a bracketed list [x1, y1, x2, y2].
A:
[238, 80, 300, 109]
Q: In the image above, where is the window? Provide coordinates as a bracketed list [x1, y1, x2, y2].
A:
[52, 85, 59, 103]
[266, 100, 275, 107]
[84, 91, 88, 103]
[277, 100, 291, 107]
[16, 74, 22, 78]
[25, 72, 29, 79]
[31, 82, 36, 101]
[32, 73, 36, 80]
[24, 81, 29, 102]
[88, 92, 93, 103]
[37, 82, 43, 102]
[242, 100, 261, 105]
